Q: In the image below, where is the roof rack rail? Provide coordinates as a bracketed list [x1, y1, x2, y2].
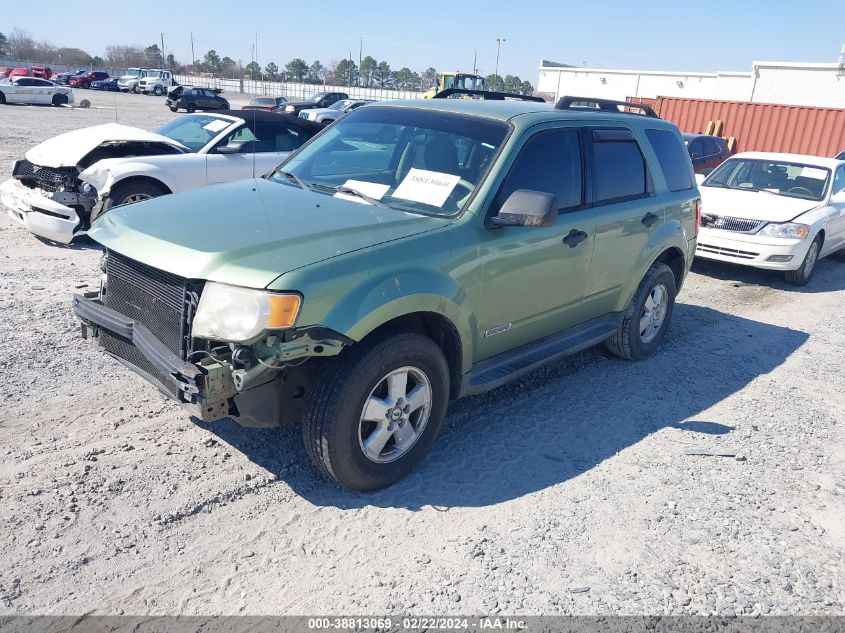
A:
[432, 88, 546, 103]
[554, 96, 659, 118]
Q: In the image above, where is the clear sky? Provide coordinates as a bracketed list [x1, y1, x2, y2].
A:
[4, 0, 844, 82]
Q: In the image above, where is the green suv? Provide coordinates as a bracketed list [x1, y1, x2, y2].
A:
[74, 96, 700, 491]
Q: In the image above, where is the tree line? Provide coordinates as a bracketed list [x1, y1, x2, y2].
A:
[0, 29, 535, 95]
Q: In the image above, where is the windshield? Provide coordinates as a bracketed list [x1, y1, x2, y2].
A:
[155, 115, 233, 152]
[126, 69, 142, 77]
[308, 92, 329, 103]
[329, 100, 352, 111]
[268, 106, 509, 217]
[147, 70, 165, 79]
[704, 158, 831, 201]
[251, 97, 276, 106]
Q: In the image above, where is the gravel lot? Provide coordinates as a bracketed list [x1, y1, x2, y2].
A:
[0, 91, 843, 616]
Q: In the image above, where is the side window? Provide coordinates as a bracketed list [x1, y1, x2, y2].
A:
[17, 78, 34, 87]
[703, 137, 719, 156]
[645, 128, 693, 192]
[833, 166, 845, 195]
[688, 139, 703, 158]
[591, 129, 649, 203]
[493, 129, 583, 214]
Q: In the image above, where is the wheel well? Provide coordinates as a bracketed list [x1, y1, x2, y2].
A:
[362, 312, 463, 399]
[816, 229, 825, 247]
[654, 247, 686, 291]
[112, 176, 172, 196]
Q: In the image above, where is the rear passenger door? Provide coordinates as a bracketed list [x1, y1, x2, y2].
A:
[582, 127, 660, 317]
[477, 126, 597, 360]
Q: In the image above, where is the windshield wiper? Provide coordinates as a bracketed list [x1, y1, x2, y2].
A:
[334, 185, 387, 207]
[275, 169, 312, 191]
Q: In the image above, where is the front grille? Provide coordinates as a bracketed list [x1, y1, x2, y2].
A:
[700, 214, 765, 233]
[697, 243, 759, 260]
[13, 159, 76, 192]
[100, 251, 200, 397]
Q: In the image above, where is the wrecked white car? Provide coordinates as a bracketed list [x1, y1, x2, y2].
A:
[1, 111, 323, 243]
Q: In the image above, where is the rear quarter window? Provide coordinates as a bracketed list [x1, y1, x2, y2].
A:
[592, 129, 649, 203]
[645, 129, 694, 192]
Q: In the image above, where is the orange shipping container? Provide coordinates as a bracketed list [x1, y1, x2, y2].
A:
[649, 96, 845, 157]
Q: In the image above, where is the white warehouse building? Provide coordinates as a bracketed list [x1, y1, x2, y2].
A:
[536, 48, 845, 108]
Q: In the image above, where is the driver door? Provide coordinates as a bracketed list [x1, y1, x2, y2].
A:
[476, 126, 597, 360]
[823, 166, 845, 254]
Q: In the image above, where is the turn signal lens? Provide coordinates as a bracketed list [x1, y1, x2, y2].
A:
[267, 294, 302, 329]
[694, 198, 702, 237]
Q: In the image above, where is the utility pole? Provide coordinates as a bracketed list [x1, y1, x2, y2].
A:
[473, 50, 477, 75]
[160, 33, 165, 68]
[190, 32, 195, 73]
[359, 37, 363, 87]
[495, 37, 506, 85]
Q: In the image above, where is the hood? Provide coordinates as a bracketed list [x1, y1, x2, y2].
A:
[25, 123, 187, 168]
[699, 185, 820, 223]
[88, 178, 452, 289]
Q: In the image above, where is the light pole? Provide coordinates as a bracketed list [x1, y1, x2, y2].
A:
[495, 37, 506, 86]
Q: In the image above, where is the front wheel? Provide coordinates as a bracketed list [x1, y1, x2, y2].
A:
[98, 180, 167, 220]
[52, 94, 68, 106]
[0, 92, 6, 105]
[606, 262, 677, 360]
[303, 333, 450, 491]
[169, 106, 178, 112]
[81, 81, 90, 89]
[153, 85, 163, 96]
[784, 235, 822, 286]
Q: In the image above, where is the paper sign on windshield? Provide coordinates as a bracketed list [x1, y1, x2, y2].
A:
[393, 168, 460, 208]
[203, 120, 230, 133]
[800, 167, 827, 180]
[333, 180, 390, 204]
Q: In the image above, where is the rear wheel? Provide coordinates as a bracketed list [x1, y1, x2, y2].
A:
[303, 333, 450, 491]
[99, 180, 167, 218]
[51, 93, 68, 106]
[784, 235, 822, 286]
[606, 262, 676, 360]
[186, 103, 196, 113]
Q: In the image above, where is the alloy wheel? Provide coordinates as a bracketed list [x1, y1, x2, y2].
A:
[639, 283, 668, 344]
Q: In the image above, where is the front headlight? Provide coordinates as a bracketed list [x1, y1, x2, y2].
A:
[757, 222, 810, 239]
[192, 282, 302, 342]
[285, 105, 295, 112]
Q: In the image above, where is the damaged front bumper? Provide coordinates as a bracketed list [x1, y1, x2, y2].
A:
[74, 292, 349, 427]
[1, 178, 93, 243]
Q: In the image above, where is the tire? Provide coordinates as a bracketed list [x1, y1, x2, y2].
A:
[303, 333, 450, 491]
[0, 92, 5, 105]
[169, 106, 178, 112]
[99, 180, 167, 217]
[153, 85, 163, 96]
[132, 85, 139, 94]
[82, 81, 90, 89]
[51, 93, 68, 106]
[186, 103, 196, 113]
[606, 262, 677, 360]
[784, 235, 822, 286]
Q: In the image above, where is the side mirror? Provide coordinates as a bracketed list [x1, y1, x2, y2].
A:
[217, 141, 247, 155]
[694, 173, 706, 186]
[490, 189, 557, 228]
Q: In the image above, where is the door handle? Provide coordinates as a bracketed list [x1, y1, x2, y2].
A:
[563, 229, 589, 248]
[642, 212, 660, 227]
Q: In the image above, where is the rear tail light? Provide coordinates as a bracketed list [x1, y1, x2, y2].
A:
[694, 198, 702, 238]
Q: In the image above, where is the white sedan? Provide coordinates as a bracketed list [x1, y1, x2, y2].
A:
[696, 151, 845, 285]
[0, 77, 74, 106]
[1, 110, 322, 243]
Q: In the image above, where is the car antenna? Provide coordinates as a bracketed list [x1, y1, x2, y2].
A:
[252, 101, 257, 179]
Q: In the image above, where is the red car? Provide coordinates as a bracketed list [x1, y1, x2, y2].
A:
[31, 65, 53, 80]
[8, 68, 32, 78]
[70, 71, 109, 89]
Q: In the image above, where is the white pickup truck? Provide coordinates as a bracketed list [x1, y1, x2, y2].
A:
[138, 70, 176, 96]
[117, 68, 149, 93]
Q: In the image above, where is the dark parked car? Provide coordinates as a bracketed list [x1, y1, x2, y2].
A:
[91, 78, 121, 91]
[683, 133, 731, 175]
[55, 70, 86, 85]
[166, 86, 229, 112]
[242, 96, 288, 112]
[836, 150, 845, 160]
[281, 91, 349, 115]
[70, 71, 110, 89]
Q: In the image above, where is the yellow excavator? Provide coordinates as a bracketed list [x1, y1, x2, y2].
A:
[423, 71, 485, 98]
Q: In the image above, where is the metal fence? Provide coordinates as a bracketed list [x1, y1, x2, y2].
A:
[1, 57, 425, 101]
